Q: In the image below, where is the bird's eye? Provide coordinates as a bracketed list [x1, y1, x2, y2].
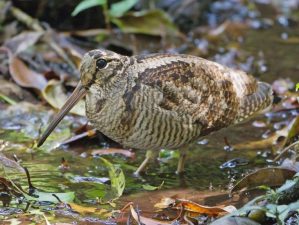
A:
[96, 59, 107, 69]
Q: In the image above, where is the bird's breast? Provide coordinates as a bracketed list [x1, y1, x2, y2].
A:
[85, 88, 202, 150]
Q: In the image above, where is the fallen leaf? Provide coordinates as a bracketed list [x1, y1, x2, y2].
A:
[92, 148, 135, 158]
[109, 0, 138, 18]
[71, 0, 106, 16]
[8, 51, 47, 91]
[62, 47, 83, 68]
[42, 79, 85, 116]
[0, 153, 25, 173]
[24, 190, 75, 203]
[231, 167, 296, 193]
[130, 205, 180, 225]
[0, 176, 23, 197]
[111, 9, 180, 36]
[0, 78, 36, 103]
[155, 197, 234, 217]
[142, 181, 164, 191]
[101, 157, 125, 202]
[69, 202, 110, 216]
[176, 199, 233, 217]
[4, 31, 43, 55]
[154, 197, 176, 209]
[276, 199, 299, 222]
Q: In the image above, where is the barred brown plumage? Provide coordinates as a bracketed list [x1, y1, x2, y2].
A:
[37, 49, 273, 175]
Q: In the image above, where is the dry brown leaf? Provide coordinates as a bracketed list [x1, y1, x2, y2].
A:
[41, 79, 85, 116]
[0, 176, 23, 197]
[63, 47, 83, 68]
[154, 197, 176, 209]
[0, 153, 25, 173]
[231, 167, 296, 193]
[69, 202, 111, 216]
[155, 198, 234, 217]
[9, 53, 47, 91]
[130, 205, 181, 225]
[4, 31, 43, 55]
[91, 148, 135, 158]
[178, 201, 232, 217]
[0, 78, 36, 102]
[174, 199, 230, 217]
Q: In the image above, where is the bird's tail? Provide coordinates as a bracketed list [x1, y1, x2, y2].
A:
[235, 82, 273, 123]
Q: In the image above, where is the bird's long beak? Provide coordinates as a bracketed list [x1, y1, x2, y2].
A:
[37, 81, 87, 147]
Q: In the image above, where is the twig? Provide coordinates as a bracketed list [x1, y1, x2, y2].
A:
[62, 29, 110, 37]
[52, 193, 63, 203]
[10, 6, 44, 31]
[273, 140, 299, 162]
[23, 167, 35, 194]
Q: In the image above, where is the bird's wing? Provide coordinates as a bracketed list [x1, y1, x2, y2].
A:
[130, 54, 242, 132]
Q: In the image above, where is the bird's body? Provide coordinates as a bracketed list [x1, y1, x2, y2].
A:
[38, 49, 273, 174]
[82, 51, 272, 151]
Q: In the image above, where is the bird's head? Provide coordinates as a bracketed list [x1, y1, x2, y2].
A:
[80, 49, 128, 90]
[37, 49, 128, 147]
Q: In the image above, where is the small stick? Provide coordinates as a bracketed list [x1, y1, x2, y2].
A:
[273, 140, 299, 162]
[23, 167, 35, 194]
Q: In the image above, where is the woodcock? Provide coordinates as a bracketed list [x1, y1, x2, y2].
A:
[38, 49, 273, 175]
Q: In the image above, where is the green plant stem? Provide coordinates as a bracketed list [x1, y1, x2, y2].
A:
[0, 93, 17, 105]
[102, 1, 111, 30]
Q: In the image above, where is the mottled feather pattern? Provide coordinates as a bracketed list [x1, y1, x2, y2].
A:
[81, 50, 272, 150]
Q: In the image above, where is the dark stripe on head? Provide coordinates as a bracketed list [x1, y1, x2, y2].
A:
[84, 71, 97, 88]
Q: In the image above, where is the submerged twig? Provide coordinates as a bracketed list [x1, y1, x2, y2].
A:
[24, 167, 35, 194]
[52, 193, 63, 203]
